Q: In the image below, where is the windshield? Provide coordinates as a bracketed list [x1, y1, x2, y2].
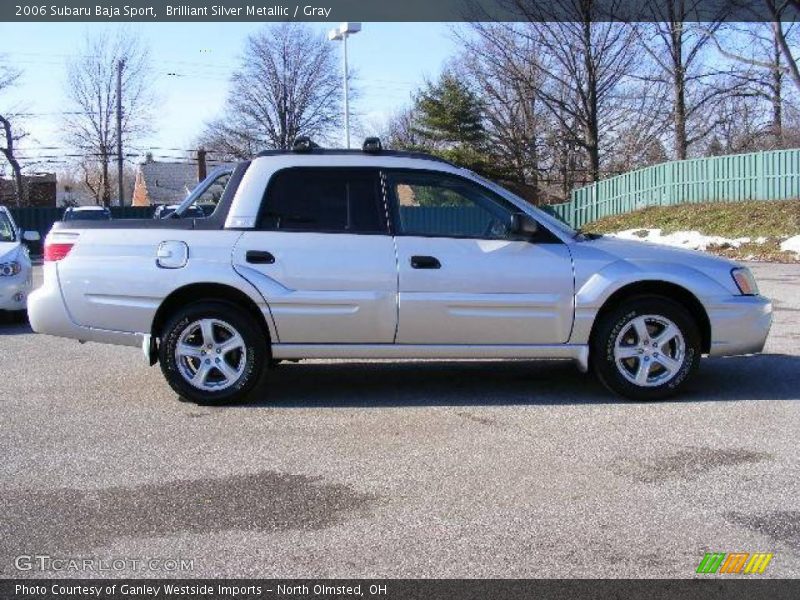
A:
[466, 172, 578, 238]
[65, 210, 110, 221]
[0, 212, 16, 242]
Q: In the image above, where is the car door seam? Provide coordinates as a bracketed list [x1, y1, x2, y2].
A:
[380, 170, 401, 344]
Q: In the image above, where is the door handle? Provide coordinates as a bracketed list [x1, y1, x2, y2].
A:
[410, 255, 441, 269]
[246, 250, 275, 264]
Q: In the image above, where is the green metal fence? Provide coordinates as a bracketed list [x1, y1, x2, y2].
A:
[544, 149, 800, 229]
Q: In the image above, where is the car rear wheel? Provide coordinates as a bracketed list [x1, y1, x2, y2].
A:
[159, 301, 268, 405]
[591, 296, 701, 400]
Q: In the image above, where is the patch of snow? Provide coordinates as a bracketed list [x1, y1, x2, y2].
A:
[780, 234, 800, 257]
[610, 228, 752, 252]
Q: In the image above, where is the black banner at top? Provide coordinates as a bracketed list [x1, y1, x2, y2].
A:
[2, 0, 799, 23]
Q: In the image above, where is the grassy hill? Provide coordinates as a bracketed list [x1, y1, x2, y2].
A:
[583, 200, 800, 262]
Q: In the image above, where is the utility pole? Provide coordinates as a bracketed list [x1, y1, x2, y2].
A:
[116, 59, 125, 207]
[342, 34, 350, 149]
[197, 147, 207, 182]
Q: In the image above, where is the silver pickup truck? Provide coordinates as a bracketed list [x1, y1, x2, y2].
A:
[29, 143, 772, 405]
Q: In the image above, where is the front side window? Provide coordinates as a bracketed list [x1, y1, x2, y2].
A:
[387, 171, 515, 239]
[0, 212, 16, 242]
[258, 168, 385, 234]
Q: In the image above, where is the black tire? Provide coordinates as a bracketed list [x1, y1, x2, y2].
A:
[158, 301, 268, 405]
[591, 295, 701, 401]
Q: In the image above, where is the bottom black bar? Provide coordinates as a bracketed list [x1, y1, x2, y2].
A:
[1, 579, 799, 600]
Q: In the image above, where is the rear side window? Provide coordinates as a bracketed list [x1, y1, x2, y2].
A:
[258, 168, 386, 233]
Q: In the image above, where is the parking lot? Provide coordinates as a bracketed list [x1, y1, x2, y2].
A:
[0, 263, 798, 578]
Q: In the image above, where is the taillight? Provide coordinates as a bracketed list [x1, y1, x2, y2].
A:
[44, 242, 74, 262]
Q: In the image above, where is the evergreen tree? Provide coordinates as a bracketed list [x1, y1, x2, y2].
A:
[413, 72, 486, 147]
[408, 71, 498, 176]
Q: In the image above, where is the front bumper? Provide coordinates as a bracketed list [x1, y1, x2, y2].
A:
[707, 294, 772, 357]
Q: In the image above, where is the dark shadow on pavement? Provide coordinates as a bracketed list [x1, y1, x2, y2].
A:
[0, 320, 31, 335]
[240, 353, 800, 409]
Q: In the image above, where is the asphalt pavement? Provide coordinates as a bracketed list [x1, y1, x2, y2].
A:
[0, 263, 797, 578]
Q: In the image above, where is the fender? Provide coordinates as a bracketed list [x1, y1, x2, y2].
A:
[570, 259, 732, 345]
[146, 264, 281, 343]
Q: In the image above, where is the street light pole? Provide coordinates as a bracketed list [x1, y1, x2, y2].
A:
[328, 22, 361, 149]
[342, 32, 350, 149]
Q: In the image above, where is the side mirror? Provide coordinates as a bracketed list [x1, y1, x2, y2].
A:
[509, 212, 539, 238]
[22, 230, 41, 242]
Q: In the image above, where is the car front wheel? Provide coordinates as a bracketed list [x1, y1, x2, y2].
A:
[591, 296, 701, 400]
[159, 301, 268, 405]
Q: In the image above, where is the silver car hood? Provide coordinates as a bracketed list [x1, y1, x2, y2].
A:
[570, 235, 742, 297]
[581, 234, 739, 265]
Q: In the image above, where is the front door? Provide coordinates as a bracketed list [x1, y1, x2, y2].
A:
[232, 167, 397, 344]
[386, 170, 574, 345]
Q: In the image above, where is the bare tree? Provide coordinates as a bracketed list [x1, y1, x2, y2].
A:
[766, 0, 800, 92]
[711, 7, 800, 147]
[635, 0, 737, 160]
[508, 0, 640, 182]
[706, 93, 776, 153]
[382, 107, 424, 150]
[63, 29, 152, 206]
[721, 23, 795, 146]
[454, 16, 659, 199]
[201, 23, 342, 155]
[0, 57, 25, 206]
[748, 21, 793, 143]
[456, 24, 551, 198]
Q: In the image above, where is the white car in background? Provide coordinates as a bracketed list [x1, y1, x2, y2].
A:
[63, 206, 112, 221]
[0, 206, 40, 320]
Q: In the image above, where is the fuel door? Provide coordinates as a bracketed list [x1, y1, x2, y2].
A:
[156, 240, 189, 269]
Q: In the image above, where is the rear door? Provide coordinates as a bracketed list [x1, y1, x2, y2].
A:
[387, 169, 574, 345]
[232, 167, 397, 344]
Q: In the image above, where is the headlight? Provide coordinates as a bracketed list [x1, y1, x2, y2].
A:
[731, 267, 759, 295]
[0, 261, 22, 277]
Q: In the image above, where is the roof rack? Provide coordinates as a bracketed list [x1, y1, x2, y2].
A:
[255, 137, 456, 166]
[292, 136, 319, 153]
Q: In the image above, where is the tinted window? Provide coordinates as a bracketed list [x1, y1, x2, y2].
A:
[64, 209, 111, 221]
[388, 171, 515, 239]
[259, 168, 385, 233]
[0, 212, 15, 242]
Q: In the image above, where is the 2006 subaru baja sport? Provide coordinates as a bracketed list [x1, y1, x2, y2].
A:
[29, 139, 772, 404]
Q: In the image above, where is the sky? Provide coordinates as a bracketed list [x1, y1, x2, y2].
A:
[0, 22, 459, 172]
